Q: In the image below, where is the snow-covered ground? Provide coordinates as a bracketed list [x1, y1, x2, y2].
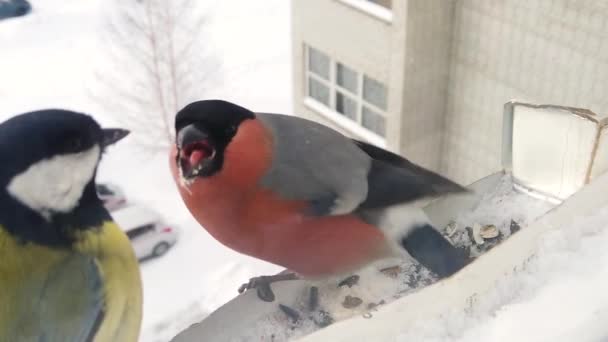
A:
[0, 1, 287, 341]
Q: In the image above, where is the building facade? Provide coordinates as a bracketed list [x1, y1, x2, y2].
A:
[291, 0, 608, 185]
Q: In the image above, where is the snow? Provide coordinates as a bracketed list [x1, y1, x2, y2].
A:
[445, 174, 554, 257]
[396, 207, 608, 342]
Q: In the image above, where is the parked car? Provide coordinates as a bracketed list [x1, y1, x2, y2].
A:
[110, 204, 179, 260]
[0, 0, 31, 20]
[96, 183, 127, 212]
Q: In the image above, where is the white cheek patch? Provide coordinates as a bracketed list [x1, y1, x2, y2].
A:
[7, 145, 101, 218]
[374, 204, 431, 257]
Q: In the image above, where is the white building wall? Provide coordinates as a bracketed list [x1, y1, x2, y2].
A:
[443, 0, 608, 184]
[398, 0, 454, 170]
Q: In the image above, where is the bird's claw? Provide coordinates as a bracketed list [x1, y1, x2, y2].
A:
[237, 276, 263, 293]
[237, 272, 300, 302]
[238, 276, 276, 302]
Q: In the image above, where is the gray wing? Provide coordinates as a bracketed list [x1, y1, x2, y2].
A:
[11, 254, 104, 342]
[256, 113, 467, 216]
[257, 113, 371, 215]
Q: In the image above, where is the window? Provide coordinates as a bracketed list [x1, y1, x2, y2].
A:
[307, 47, 331, 105]
[363, 75, 387, 110]
[336, 92, 357, 120]
[96, 184, 114, 196]
[126, 224, 155, 240]
[308, 47, 330, 80]
[362, 106, 385, 136]
[305, 46, 388, 137]
[336, 63, 358, 92]
[308, 77, 330, 105]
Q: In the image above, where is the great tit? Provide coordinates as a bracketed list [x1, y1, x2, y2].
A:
[0, 109, 143, 341]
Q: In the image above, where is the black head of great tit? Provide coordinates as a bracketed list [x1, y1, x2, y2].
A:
[0, 109, 129, 247]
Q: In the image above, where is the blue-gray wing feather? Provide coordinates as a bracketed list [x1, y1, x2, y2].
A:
[15, 255, 105, 342]
[256, 113, 371, 215]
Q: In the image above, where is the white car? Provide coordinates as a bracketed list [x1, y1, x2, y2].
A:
[96, 183, 128, 212]
[0, 0, 31, 20]
[110, 204, 179, 260]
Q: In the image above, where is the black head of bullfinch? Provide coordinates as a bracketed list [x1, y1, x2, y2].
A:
[175, 100, 254, 180]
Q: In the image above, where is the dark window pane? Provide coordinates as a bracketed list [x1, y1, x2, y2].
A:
[336, 63, 358, 93]
[363, 76, 387, 110]
[96, 184, 113, 196]
[308, 47, 330, 80]
[335, 91, 357, 120]
[126, 224, 155, 240]
[362, 106, 386, 136]
[308, 77, 330, 105]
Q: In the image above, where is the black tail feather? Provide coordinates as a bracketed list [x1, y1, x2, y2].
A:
[401, 224, 469, 278]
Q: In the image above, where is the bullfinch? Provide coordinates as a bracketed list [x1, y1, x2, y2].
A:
[0, 110, 143, 341]
[170, 99, 469, 303]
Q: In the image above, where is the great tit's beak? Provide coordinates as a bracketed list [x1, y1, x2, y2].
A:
[101, 128, 130, 148]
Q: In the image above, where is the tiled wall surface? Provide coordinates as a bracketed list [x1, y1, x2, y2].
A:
[443, 0, 608, 184]
[399, 0, 454, 171]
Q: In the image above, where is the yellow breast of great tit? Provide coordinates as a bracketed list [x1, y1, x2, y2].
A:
[0, 220, 143, 342]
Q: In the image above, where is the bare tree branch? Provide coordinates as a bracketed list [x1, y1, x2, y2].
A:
[91, 0, 221, 152]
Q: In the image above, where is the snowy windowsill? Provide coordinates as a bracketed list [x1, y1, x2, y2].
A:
[304, 97, 387, 148]
[336, 0, 393, 24]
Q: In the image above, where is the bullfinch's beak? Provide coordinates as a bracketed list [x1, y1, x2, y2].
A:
[176, 124, 215, 179]
[101, 128, 130, 148]
[177, 124, 208, 149]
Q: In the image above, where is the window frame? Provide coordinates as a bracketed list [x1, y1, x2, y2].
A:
[304, 45, 388, 146]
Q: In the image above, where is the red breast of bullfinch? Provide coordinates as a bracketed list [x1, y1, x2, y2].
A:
[170, 100, 470, 280]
